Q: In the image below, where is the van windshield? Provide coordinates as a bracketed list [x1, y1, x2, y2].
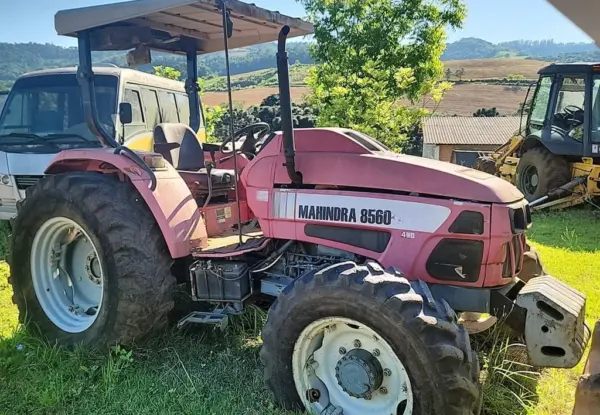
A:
[0, 74, 118, 143]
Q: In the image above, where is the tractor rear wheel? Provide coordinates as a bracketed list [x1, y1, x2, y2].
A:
[10, 172, 174, 347]
[261, 261, 480, 415]
[516, 147, 570, 201]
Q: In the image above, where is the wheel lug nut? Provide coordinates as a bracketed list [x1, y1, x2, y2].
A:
[373, 349, 380, 357]
[354, 339, 361, 348]
[339, 347, 346, 355]
[379, 387, 388, 394]
[384, 368, 391, 376]
[306, 388, 320, 403]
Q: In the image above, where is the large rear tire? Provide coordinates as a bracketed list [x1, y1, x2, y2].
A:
[9, 172, 174, 347]
[516, 147, 570, 201]
[260, 261, 480, 415]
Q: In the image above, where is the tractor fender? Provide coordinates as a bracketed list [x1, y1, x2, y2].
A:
[44, 148, 207, 258]
[520, 135, 544, 155]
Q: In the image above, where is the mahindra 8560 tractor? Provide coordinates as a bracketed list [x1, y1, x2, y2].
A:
[5, 1, 590, 414]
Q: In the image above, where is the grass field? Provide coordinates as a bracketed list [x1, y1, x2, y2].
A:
[1, 209, 598, 415]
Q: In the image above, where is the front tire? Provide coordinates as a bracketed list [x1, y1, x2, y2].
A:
[10, 172, 174, 347]
[260, 261, 480, 415]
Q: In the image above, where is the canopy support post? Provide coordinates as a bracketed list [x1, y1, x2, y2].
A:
[185, 49, 201, 132]
[76, 31, 118, 148]
[218, 0, 244, 246]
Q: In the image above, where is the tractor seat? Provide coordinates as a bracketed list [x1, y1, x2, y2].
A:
[153, 123, 235, 192]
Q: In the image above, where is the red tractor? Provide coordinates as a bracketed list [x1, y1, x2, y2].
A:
[5, 1, 590, 414]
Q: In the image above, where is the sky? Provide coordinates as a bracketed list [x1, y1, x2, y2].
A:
[0, 0, 593, 46]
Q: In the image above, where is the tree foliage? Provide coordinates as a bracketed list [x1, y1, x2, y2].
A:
[152, 66, 181, 80]
[301, 0, 465, 151]
[473, 107, 500, 117]
[208, 94, 318, 142]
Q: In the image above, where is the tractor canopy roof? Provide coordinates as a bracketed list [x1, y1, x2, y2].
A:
[538, 62, 600, 75]
[54, 0, 314, 55]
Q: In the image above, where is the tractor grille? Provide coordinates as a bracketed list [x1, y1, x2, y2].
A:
[503, 233, 526, 278]
[15, 175, 43, 190]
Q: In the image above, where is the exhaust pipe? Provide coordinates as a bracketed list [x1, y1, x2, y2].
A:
[277, 25, 302, 185]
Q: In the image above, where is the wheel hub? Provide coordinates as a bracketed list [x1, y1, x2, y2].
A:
[85, 252, 102, 285]
[335, 348, 383, 399]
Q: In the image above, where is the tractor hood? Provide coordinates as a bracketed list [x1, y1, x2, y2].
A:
[370, 152, 524, 203]
[269, 129, 525, 205]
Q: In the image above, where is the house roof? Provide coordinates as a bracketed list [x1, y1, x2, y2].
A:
[423, 116, 522, 146]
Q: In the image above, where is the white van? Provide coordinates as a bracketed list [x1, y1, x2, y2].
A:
[0, 66, 205, 220]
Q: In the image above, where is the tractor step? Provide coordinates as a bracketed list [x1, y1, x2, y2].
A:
[176, 305, 241, 330]
[177, 310, 229, 330]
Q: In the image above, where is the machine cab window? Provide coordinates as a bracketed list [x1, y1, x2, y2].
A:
[552, 75, 585, 141]
[591, 77, 600, 144]
[529, 75, 553, 134]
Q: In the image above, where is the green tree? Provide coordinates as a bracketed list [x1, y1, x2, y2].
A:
[445, 67, 452, 81]
[300, 0, 466, 151]
[473, 107, 499, 117]
[152, 65, 181, 80]
[455, 67, 465, 81]
[507, 73, 526, 81]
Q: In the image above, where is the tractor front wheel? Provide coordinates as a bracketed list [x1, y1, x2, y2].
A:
[261, 261, 480, 415]
[516, 147, 570, 201]
[10, 172, 174, 347]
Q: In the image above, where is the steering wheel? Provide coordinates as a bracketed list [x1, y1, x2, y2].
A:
[563, 105, 583, 116]
[219, 122, 270, 155]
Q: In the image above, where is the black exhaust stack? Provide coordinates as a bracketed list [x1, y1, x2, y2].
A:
[277, 26, 302, 185]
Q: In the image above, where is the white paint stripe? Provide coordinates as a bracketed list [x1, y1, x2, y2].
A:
[273, 191, 296, 219]
[275, 192, 451, 233]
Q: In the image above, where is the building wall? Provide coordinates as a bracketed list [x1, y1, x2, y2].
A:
[422, 143, 440, 159]
[438, 144, 498, 162]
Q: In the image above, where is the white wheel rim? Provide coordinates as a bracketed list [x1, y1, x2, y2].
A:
[30, 217, 104, 333]
[292, 317, 413, 415]
[459, 312, 498, 334]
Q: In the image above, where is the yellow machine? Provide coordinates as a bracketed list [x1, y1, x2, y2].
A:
[475, 63, 600, 211]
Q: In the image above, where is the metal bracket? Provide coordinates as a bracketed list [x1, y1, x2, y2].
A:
[177, 311, 229, 330]
[176, 305, 240, 330]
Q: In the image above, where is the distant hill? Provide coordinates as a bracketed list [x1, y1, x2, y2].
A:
[441, 38, 506, 60]
[1, 37, 599, 91]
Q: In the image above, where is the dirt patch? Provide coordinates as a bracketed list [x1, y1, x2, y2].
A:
[443, 58, 547, 80]
[203, 87, 310, 107]
[203, 83, 527, 117]
[413, 83, 528, 116]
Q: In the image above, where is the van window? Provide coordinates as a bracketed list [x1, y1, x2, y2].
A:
[124, 89, 144, 124]
[122, 88, 146, 141]
[140, 88, 161, 127]
[158, 91, 179, 123]
[175, 93, 191, 126]
[0, 74, 117, 141]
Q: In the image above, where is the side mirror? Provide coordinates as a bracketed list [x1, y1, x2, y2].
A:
[119, 102, 133, 125]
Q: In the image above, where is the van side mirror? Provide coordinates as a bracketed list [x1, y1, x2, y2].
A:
[119, 102, 133, 125]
